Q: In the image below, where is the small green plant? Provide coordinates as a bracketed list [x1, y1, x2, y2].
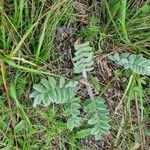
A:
[30, 76, 81, 130]
[73, 42, 110, 140]
[30, 42, 110, 140]
[108, 52, 150, 75]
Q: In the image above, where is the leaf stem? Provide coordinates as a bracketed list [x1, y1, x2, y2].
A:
[82, 70, 94, 99]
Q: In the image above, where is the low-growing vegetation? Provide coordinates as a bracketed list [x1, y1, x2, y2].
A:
[0, 0, 150, 149]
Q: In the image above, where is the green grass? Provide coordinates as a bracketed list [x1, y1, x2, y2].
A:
[0, 0, 150, 149]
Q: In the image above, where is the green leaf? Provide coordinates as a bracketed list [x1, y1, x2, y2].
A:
[41, 78, 50, 89]
[75, 129, 91, 139]
[59, 77, 65, 88]
[64, 102, 81, 131]
[30, 76, 77, 107]
[55, 88, 61, 104]
[84, 97, 110, 140]
[43, 93, 51, 107]
[108, 53, 150, 75]
[33, 84, 46, 92]
[88, 115, 97, 125]
[73, 42, 94, 74]
[48, 76, 57, 88]
[67, 116, 81, 131]
[30, 91, 40, 98]
[15, 120, 25, 133]
[64, 103, 81, 116]
[33, 94, 44, 107]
